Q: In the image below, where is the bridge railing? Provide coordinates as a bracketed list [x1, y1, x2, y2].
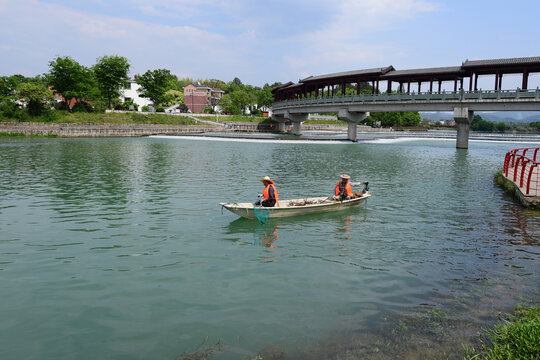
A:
[273, 88, 540, 109]
[504, 147, 540, 196]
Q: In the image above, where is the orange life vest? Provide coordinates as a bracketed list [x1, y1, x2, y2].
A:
[335, 181, 352, 197]
[263, 184, 279, 205]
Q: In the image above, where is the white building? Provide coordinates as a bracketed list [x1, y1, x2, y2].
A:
[120, 80, 152, 111]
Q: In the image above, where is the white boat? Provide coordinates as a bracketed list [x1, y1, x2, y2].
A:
[220, 192, 371, 220]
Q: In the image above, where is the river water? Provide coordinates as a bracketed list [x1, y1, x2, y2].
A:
[1, 131, 539, 360]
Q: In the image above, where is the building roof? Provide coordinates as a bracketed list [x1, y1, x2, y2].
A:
[186, 83, 224, 93]
[300, 66, 395, 83]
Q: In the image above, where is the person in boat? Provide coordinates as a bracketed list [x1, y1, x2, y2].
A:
[256, 176, 279, 207]
[334, 174, 354, 200]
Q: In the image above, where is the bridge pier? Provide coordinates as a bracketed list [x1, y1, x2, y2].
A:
[338, 110, 368, 142]
[454, 107, 474, 149]
[282, 112, 308, 136]
[271, 114, 288, 133]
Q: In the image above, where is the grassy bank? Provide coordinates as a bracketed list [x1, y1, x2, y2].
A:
[209, 115, 271, 123]
[465, 305, 540, 359]
[304, 119, 348, 125]
[0, 132, 58, 138]
[1, 111, 199, 125]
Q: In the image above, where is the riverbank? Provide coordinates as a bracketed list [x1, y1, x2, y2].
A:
[0, 120, 388, 137]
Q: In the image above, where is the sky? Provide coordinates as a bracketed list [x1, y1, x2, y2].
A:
[1, 0, 540, 87]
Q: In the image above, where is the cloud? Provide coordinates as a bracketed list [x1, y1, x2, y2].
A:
[0, 0, 442, 84]
[277, 0, 441, 79]
[0, 0, 242, 79]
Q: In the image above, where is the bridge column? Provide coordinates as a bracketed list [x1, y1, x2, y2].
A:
[338, 109, 368, 142]
[291, 114, 307, 135]
[454, 107, 474, 149]
[271, 114, 288, 133]
[282, 111, 307, 136]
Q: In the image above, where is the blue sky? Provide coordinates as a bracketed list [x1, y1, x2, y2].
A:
[1, 0, 539, 86]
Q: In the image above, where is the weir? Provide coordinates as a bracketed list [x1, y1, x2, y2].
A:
[272, 56, 540, 147]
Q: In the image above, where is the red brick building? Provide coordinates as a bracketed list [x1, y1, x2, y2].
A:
[184, 83, 224, 113]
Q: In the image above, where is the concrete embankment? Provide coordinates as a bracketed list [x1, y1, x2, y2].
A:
[0, 122, 271, 137]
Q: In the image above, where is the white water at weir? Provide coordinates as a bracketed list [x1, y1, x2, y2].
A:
[152, 131, 540, 145]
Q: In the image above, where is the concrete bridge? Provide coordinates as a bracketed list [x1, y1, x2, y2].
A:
[271, 56, 540, 148]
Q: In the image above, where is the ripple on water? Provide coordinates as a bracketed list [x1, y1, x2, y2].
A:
[1, 137, 539, 360]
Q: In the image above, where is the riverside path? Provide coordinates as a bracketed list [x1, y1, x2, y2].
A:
[272, 56, 540, 147]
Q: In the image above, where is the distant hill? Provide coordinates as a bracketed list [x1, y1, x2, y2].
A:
[420, 111, 540, 124]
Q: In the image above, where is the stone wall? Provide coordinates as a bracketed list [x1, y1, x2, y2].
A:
[0, 122, 220, 137]
[0, 121, 392, 137]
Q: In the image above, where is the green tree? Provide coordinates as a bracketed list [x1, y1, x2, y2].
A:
[530, 121, 540, 131]
[0, 75, 28, 101]
[93, 55, 130, 109]
[229, 89, 256, 115]
[135, 69, 176, 106]
[47, 56, 97, 110]
[402, 112, 421, 126]
[162, 89, 184, 106]
[218, 93, 238, 114]
[16, 82, 54, 116]
[256, 86, 274, 109]
[495, 122, 508, 132]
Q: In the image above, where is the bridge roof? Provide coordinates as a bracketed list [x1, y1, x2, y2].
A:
[299, 66, 395, 83]
[462, 56, 540, 74]
[380, 66, 465, 81]
[271, 81, 294, 94]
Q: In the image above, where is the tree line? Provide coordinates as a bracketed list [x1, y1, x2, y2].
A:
[0, 55, 278, 119]
[2, 54, 536, 131]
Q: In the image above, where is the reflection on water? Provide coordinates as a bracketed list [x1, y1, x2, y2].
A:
[0, 136, 539, 360]
[254, 223, 279, 248]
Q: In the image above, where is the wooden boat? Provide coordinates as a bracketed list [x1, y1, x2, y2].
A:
[220, 192, 371, 220]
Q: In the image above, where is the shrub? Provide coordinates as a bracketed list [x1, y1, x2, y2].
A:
[466, 305, 540, 359]
[141, 105, 149, 112]
[0, 102, 29, 121]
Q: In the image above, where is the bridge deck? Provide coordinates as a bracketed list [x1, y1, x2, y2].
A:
[273, 89, 540, 113]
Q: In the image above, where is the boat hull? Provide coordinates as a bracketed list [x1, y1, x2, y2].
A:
[220, 193, 371, 220]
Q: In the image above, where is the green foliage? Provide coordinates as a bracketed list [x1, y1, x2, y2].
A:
[0, 132, 58, 137]
[122, 98, 138, 111]
[141, 105, 149, 112]
[220, 89, 256, 115]
[472, 114, 508, 133]
[93, 55, 130, 109]
[256, 86, 274, 109]
[0, 101, 29, 121]
[494, 170, 516, 195]
[0, 74, 28, 100]
[16, 82, 54, 116]
[162, 89, 184, 106]
[529, 121, 540, 131]
[135, 69, 176, 106]
[47, 56, 97, 109]
[365, 111, 421, 127]
[466, 305, 540, 359]
[402, 112, 421, 126]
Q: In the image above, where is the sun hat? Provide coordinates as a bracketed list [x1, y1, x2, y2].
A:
[339, 174, 351, 179]
[259, 176, 274, 184]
